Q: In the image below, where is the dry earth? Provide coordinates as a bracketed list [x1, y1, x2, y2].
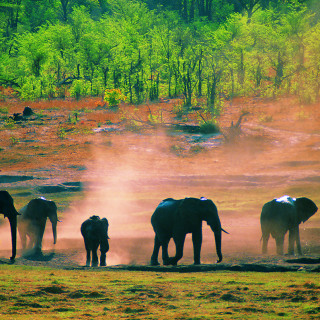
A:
[0, 95, 319, 272]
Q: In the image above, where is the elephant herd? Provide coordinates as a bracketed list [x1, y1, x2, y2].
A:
[0, 190, 318, 266]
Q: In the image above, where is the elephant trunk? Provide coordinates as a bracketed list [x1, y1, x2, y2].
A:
[8, 214, 17, 262]
[214, 228, 222, 263]
[52, 222, 57, 245]
[210, 225, 222, 263]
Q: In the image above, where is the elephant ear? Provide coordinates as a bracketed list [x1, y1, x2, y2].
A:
[295, 197, 318, 223]
[0, 191, 15, 217]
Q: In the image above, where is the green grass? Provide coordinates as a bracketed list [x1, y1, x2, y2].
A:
[0, 266, 318, 319]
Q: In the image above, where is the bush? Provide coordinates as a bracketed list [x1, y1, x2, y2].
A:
[199, 121, 220, 134]
[19, 77, 42, 101]
[104, 89, 127, 107]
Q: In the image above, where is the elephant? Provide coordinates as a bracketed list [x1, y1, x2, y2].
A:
[18, 197, 59, 255]
[260, 195, 318, 255]
[0, 190, 20, 261]
[150, 197, 228, 266]
[81, 215, 110, 267]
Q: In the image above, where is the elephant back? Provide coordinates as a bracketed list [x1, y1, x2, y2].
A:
[261, 199, 297, 233]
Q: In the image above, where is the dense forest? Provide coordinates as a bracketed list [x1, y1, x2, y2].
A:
[1, 0, 320, 112]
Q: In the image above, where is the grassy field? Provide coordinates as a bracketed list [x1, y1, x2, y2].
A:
[0, 265, 319, 319]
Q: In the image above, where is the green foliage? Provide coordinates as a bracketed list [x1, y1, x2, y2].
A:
[70, 80, 91, 100]
[68, 111, 79, 124]
[19, 77, 41, 101]
[104, 89, 127, 107]
[199, 120, 220, 134]
[0, 0, 319, 107]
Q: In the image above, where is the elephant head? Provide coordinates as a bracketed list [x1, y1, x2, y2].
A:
[178, 197, 227, 263]
[295, 197, 318, 223]
[0, 190, 20, 261]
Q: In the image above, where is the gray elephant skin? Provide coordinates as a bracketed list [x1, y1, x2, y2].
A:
[18, 197, 59, 254]
[81, 215, 110, 267]
[151, 197, 228, 266]
[0, 190, 20, 261]
[260, 195, 318, 255]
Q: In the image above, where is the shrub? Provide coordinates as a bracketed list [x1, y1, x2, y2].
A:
[104, 89, 126, 108]
[199, 121, 220, 134]
[19, 77, 42, 100]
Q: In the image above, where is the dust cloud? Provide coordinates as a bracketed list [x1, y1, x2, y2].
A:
[56, 132, 272, 266]
[1, 123, 319, 265]
[58, 132, 182, 265]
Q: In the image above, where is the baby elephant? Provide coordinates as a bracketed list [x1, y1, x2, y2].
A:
[81, 215, 110, 267]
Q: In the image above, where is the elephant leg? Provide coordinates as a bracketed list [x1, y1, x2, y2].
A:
[19, 231, 27, 252]
[100, 251, 106, 267]
[27, 234, 33, 250]
[34, 221, 46, 254]
[151, 235, 161, 266]
[192, 229, 202, 265]
[275, 235, 285, 255]
[289, 226, 302, 255]
[295, 227, 302, 255]
[18, 221, 27, 251]
[171, 234, 186, 266]
[92, 244, 99, 267]
[262, 232, 270, 254]
[161, 240, 171, 266]
[288, 228, 296, 255]
[84, 242, 91, 267]
[86, 250, 91, 267]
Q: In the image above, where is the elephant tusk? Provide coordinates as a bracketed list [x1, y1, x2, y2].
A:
[221, 228, 229, 234]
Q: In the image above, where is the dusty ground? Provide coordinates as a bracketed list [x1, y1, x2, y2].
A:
[0, 95, 319, 271]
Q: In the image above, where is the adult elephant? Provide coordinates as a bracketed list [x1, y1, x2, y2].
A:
[150, 197, 228, 266]
[260, 195, 318, 255]
[81, 215, 110, 267]
[0, 190, 20, 262]
[18, 197, 59, 254]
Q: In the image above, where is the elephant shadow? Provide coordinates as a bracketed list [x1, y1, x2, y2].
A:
[22, 250, 55, 261]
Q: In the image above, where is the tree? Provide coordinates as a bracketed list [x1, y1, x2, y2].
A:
[231, 0, 261, 22]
